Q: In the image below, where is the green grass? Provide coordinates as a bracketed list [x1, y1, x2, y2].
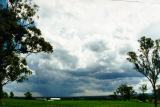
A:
[1, 99, 160, 107]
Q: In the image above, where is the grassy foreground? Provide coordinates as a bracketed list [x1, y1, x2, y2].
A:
[1, 99, 160, 107]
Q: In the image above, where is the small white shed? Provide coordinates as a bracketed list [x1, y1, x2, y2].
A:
[48, 98, 61, 101]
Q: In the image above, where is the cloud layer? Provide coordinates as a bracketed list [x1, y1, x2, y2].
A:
[4, 0, 160, 97]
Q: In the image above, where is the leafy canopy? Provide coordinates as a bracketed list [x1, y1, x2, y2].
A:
[0, 0, 53, 86]
[116, 84, 135, 99]
[127, 36, 160, 86]
[139, 84, 147, 94]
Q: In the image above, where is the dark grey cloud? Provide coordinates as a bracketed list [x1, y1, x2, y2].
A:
[54, 49, 78, 69]
[69, 61, 143, 80]
[4, 42, 142, 97]
[93, 71, 143, 80]
[5, 49, 143, 97]
[85, 40, 108, 52]
[27, 48, 78, 71]
[22, 75, 83, 97]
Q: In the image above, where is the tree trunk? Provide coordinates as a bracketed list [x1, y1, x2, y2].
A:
[0, 84, 3, 106]
[142, 92, 145, 102]
[153, 84, 158, 107]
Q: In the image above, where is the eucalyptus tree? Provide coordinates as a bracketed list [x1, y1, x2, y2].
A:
[127, 36, 160, 107]
[0, 0, 53, 104]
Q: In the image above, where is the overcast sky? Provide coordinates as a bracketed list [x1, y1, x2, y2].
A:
[4, 0, 160, 97]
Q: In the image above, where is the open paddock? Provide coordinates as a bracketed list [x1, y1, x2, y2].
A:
[1, 99, 159, 107]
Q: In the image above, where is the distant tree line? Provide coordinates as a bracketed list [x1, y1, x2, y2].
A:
[110, 83, 160, 103]
[1, 91, 14, 98]
[1, 91, 33, 100]
[2, 86, 160, 103]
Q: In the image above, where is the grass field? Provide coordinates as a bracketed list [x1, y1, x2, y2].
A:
[1, 99, 160, 107]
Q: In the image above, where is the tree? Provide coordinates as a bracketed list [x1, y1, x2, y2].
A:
[24, 91, 32, 100]
[139, 84, 147, 94]
[9, 91, 14, 98]
[139, 84, 147, 102]
[0, 0, 53, 105]
[116, 84, 135, 100]
[2, 91, 8, 98]
[127, 36, 160, 107]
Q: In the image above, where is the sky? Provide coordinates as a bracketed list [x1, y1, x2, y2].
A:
[4, 0, 160, 97]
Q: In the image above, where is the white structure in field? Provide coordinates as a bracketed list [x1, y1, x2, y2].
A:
[48, 98, 61, 101]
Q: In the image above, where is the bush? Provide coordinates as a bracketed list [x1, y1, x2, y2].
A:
[24, 92, 32, 100]
[10, 92, 14, 98]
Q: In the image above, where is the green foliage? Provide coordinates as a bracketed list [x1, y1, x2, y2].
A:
[139, 84, 147, 94]
[127, 36, 160, 86]
[0, 0, 53, 86]
[2, 91, 8, 98]
[127, 36, 160, 107]
[0, 1, 53, 105]
[24, 91, 32, 100]
[138, 84, 147, 102]
[9, 91, 14, 98]
[116, 84, 135, 100]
